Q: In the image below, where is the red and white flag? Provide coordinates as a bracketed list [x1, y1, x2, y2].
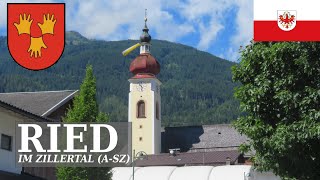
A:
[254, 0, 320, 41]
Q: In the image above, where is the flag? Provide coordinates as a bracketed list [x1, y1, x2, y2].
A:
[254, 0, 320, 41]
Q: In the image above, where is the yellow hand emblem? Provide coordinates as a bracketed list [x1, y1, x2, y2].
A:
[38, 14, 56, 35]
[14, 13, 33, 35]
[28, 37, 47, 58]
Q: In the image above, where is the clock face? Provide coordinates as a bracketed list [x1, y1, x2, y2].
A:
[136, 82, 146, 92]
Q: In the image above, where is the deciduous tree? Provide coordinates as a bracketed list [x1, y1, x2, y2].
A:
[233, 42, 320, 179]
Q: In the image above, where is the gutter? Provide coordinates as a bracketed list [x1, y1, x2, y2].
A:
[41, 90, 78, 117]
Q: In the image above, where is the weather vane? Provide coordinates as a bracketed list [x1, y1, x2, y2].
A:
[121, 8, 150, 56]
[145, 9, 147, 23]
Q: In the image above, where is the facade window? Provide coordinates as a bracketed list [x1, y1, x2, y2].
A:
[137, 100, 146, 118]
[156, 102, 160, 120]
[141, 46, 145, 52]
[139, 125, 143, 129]
[139, 137, 143, 141]
[1, 134, 12, 151]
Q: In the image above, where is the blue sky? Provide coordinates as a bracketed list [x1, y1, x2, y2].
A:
[0, 0, 253, 62]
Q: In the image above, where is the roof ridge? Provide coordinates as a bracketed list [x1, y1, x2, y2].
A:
[0, 90, 78, 94]
[151, 150, 239, 157]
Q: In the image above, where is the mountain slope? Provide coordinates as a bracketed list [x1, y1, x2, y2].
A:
[0, 32, 240, 126]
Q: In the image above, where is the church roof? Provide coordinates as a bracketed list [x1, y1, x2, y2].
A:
[129, 53, 160, 78]
[162, 124, 248, 153]
[135, 150, 240, 167]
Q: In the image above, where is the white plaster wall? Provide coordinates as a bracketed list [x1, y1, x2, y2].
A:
[128, 78, 162, 155]
[0, 108, 27, 174]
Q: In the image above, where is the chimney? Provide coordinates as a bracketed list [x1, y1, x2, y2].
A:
[169, 148, 180, 156]
[226, 157, 231, 165]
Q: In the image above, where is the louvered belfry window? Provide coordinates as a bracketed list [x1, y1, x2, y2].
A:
[137, 101, 146, 118]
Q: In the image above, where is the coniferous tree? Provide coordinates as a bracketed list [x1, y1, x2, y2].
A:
[56, 65, 111, 180]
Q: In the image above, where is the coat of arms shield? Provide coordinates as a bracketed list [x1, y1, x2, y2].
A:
[277, 10, 297, 31]
[7, 3, 65, 70]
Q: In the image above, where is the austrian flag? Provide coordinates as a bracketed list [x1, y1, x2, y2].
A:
[254, 0, 320, 41]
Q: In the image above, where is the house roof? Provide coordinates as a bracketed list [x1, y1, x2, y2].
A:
[162, 124, 248, 152]
[135, 150, 240, 167]
[0, 100, 50, 122]
[0, 90, 78, 117]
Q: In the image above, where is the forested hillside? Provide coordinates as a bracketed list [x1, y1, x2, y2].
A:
[0, 31, 240, 126]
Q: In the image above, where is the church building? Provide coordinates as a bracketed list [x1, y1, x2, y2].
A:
[126, 15, 249, 162]
[128, 16, 161, 155]
[112, 15, 281, 180]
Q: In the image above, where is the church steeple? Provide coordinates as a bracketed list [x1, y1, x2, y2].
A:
[139, 9, 151, 54]
[129, 10, 160, 79]
[128, 12, 162, 155]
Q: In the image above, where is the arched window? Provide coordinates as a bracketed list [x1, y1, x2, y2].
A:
[156, 102, 160, 120]
[137, 101, 146, 118]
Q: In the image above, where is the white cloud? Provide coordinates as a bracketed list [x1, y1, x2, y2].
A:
[225, 47, 241, 62]
[231, 0, 253, 49]
[197, 20, 224, 50]
[223, 0, 253, 61]
[177, 0, 233, 50]
[65, 0, 194, 41]
[0, 0, 55, 31]
[174, 0, 253, 60]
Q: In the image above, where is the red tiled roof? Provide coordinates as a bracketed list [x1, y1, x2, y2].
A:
[130, 53, 160, 77]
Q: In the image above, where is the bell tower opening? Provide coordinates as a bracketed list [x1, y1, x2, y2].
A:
[137, 100, 146, 118]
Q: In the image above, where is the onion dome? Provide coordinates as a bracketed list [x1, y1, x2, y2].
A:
[140, 10, 151, 43]
[130, 53, 160, 78]
[140, 23, 151, 43]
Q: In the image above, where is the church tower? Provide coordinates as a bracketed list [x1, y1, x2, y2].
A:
[128, 14, 161, 155]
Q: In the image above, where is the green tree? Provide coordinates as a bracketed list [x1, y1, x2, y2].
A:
[232, 42, 320, 179]
[100, 95, 127, 122]
[57, 65, 111, 180]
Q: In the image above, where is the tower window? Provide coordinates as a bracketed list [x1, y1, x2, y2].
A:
[156, 102, 160, 120]
[1, 134, 12, 151]
[137, 100, 146, 118]
[139, 137, 143, 141]
[139, 125, 143, 129]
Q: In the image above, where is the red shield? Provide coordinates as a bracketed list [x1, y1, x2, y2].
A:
[7, 3, 65, 70]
